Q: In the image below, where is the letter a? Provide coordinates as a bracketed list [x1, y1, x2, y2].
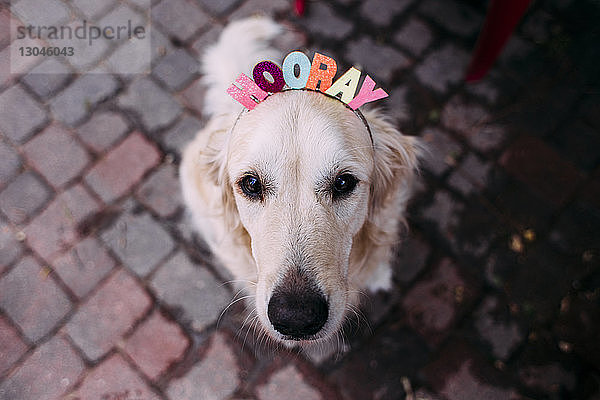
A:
[325, 67, 361, 104]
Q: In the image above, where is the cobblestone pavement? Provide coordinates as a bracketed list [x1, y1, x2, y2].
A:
[1, 0, 599, 399]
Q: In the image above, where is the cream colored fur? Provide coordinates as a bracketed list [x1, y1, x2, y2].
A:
[180, 17, 421, 348]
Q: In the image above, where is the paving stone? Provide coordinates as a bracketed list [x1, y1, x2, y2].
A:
[47, 21, 112, 71]
[420, 127, 463, 176]
[415, 44, 470, 94]
[420, 190, 463, 239]
[23, 124, 91, 188]
[346, 36, 410, 82]
[0, 220, 23, 272]
[71, 0, 118, 19]
[394, 18, 433, 56]
[151, 251, 230, 331]
[393, 234, 431, 284]
[85, 131, 161, 203]
[151, 0, 210, 42]
[162, 115, 203, 152]
[124, 311, 189, 380]
[500, 136, 585, 207]
[385, 85, 410, 123]
[167, 333, 239, 400]
[67, 353, 161, 400]
[474, 296, 523, 360]
[153, 49, 200, 91]
[423, 341, 516, 400]
[258, 364, 322, 400]
[106, 27, 171, 75]
[301, 2, 353, 40]
[136, 164, 182, 218]
[50, 74, 119, 126]
[0, 8, 12, 50]
[550, 202, 600, 258]
[66, 269, 152, 360]
[519, 363, 576, 395]
[0, 171, 51, 225]
[0, 335, 84, 400]
[360, 0, 413, 26]
[197, 0, 241, 16]
[0, 139, 21, 187]
[178, 79, 206, 115]
[331, 323, 429, 400]
[117, 78, 183, 132]
[0, 315, 28, 376]
[76, 111, 130, 153]
[419, 0, 482, 37]
[551, 119, 600, 172]
[53, 237, 116, 299]
[20, 58, 73, 100]
[0, 256, 71, 342]
[0, 85, 47, 143]
[447, 153, 491, 196]
[97, 4, 146, 40]
[190, 25, 223, 56]
[101, 212, 175, 277]
[228, 0, 289, 20]
[11, 0, 70, 26]
[25, 184, 100, 260]
[402, 258, 479, 346]
[1, 33, 44, 87]
[441, 95, 507, 153]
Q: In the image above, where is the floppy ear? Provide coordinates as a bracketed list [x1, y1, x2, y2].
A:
[362, 108, 422, 217]
[203, 136, 244, 236]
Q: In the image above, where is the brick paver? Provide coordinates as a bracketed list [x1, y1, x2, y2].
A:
[0, 335, 83, 400]
[0, 256, 71, 342]
[0, 85, 47, 143]
[101, 212, 175, 277]
[66, 269, 151, 360]
[85, 131, 161, 203]
[166, 333, 240, 400]
[1, 0, 599, 399]
[0, 315, 28, 376]
[0, 171, 51, 224]
[67, 353, 161, 400]
[76, 111, 130, 153]
[24, 183, 100, 260]
[123, 311, 189, 380]
[53, 236, 116, 298]
[22, 123, 90, 188]
[151, 251, 230, 332]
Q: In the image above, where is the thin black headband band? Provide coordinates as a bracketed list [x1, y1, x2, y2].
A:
[229, 88, 374, 146]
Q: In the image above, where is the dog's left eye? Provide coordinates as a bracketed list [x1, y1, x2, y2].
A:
[238, 173, 263, 200]
[332, 173, 358, 198]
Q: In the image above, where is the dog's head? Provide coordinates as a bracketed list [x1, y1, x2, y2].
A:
[209, 90, 419, 345]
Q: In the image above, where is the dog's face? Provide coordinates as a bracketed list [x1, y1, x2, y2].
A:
[218, 90, 416, 346]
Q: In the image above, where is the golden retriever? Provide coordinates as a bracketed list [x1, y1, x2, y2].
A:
[180, 17, 421, 350]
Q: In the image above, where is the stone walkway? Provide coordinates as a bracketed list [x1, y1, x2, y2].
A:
[0, 0, 599, 399]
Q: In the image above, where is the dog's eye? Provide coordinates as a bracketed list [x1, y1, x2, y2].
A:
[332, 173, 358, 198]
[239, 174, 263, 200]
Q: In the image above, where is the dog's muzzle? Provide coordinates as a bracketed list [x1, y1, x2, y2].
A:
[267, 273, 328, 340]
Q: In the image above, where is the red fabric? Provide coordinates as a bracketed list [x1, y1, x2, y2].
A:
[465, 0, 533, 82]
[295, 0, 306, 16]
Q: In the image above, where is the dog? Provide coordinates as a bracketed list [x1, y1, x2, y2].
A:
[180, 17, 421, 350]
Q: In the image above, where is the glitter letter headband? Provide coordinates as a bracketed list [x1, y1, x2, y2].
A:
[227, 51, 389, 111]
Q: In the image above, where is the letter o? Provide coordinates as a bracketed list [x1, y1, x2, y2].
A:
[252, 61, 285, 93]
[282, 51, 311, 89]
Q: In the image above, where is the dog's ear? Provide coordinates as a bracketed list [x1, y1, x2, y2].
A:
[203, 140, 243, 234]
[362, 108, 422, 216]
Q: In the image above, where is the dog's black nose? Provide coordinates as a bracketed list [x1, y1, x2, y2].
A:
[267, 290, 328, 339]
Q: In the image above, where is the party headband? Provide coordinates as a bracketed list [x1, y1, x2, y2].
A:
[227, 51, 389, 111]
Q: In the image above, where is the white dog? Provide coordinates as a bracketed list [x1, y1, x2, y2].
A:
[180, 17, 421, 348]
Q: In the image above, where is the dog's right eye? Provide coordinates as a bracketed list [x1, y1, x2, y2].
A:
[238, 174, 263, 200]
